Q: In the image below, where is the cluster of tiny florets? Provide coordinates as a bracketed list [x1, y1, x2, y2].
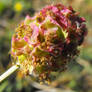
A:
[11, 4, 87, 83]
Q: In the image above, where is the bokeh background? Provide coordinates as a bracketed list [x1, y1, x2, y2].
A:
[0, 0, 92, 92]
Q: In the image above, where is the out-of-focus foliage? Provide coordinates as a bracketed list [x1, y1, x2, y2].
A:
[0, 0, 92, 92]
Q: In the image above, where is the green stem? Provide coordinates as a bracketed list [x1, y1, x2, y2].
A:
[0, 65, 19, 83]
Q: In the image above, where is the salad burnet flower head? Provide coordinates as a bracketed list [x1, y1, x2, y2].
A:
[11, 3, 87, 83]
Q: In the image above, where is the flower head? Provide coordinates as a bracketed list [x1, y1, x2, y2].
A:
[11, 4, 87, 83]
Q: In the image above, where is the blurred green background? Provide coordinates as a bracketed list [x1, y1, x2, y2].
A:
[0, 0, 92, 92]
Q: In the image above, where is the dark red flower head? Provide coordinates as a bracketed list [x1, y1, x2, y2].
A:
[11, 3, 87, 83]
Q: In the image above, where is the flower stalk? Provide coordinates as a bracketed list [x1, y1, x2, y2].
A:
[0, 65, 19, 83]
